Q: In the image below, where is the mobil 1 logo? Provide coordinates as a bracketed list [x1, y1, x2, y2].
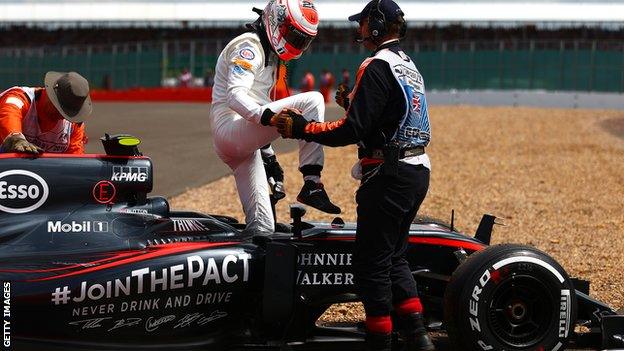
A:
[111, 166, 148, 183]
[0, 170, 49, 214]
[48, 220, 109, 233]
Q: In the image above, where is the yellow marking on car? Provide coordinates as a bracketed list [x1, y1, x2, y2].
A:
[119, 137, 141, 146]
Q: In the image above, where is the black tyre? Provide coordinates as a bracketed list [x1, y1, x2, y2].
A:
[443, 244, 576, 351]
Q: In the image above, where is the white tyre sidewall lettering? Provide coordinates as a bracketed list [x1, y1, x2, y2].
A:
[492, 256, 565, 283]
[468, 255, 571, 351]
[0, 169, 49, 214]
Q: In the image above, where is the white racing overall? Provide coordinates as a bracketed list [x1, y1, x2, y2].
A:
[210, 32, 325, 233]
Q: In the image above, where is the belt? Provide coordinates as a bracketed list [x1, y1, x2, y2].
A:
[358, 145, 425, 160]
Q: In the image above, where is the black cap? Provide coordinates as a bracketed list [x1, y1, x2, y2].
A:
[348, 0, 404, 23]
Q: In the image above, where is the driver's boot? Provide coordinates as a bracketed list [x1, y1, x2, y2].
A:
[296, 180, 341, 214]
[397, 313, 435, 351]
[365, 332, 392, 351]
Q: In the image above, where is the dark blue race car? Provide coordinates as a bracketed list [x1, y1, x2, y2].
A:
[0, 135, 621, 351]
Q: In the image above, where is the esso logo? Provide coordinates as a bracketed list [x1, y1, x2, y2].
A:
[239, 48, 256, 61]
[0, 170, 49, 214]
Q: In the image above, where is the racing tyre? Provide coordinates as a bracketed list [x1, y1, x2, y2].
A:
[443, 244, 576, 351]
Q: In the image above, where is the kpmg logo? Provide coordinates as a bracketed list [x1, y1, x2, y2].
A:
[111, 166, 148, 182]
[0, 170, 49, 214]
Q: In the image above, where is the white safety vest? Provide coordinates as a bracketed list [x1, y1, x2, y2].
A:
[373, 49, 431, 147]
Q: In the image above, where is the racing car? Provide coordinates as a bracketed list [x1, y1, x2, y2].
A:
[0, 135, 621, 351]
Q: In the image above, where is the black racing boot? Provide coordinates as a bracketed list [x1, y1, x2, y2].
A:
[397, 313, 435, 351]
[365, 332, 392, 351]
[296, 180, 341, 214]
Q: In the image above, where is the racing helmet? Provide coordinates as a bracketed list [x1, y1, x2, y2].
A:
[262, 0, 319, 61]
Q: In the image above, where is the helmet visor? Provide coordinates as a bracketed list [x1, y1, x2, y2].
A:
[284, 24, 315, 51]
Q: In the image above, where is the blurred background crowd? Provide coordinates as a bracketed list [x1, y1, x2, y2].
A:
[1, 0, 624, 95]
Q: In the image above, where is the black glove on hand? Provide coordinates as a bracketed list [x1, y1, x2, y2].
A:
[1, 133, 42, 154]
[273, 108, 309, 139]
[263, 154, 284, 183]
[262, 153, 286, 200]
[260, 108, 276, 126]
[335, 83, 350, 110]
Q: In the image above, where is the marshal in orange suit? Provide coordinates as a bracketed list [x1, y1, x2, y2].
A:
[0, 71, 92, 154]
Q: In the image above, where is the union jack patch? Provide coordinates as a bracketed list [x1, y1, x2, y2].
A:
[412, 94, 421, 114]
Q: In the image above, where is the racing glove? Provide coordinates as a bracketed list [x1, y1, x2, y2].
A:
[1, 133, 43, 154]
[260, 108, 276, 126]
[261, 152, 286, 200]
[335, 83, 350, 110]
[260, 108, 298, 127]
[272, 108, 309, 139]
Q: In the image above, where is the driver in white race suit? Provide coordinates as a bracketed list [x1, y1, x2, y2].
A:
[210, 0, 341, 234]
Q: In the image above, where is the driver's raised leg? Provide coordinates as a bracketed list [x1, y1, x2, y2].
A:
[262, 92, 341, 214]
